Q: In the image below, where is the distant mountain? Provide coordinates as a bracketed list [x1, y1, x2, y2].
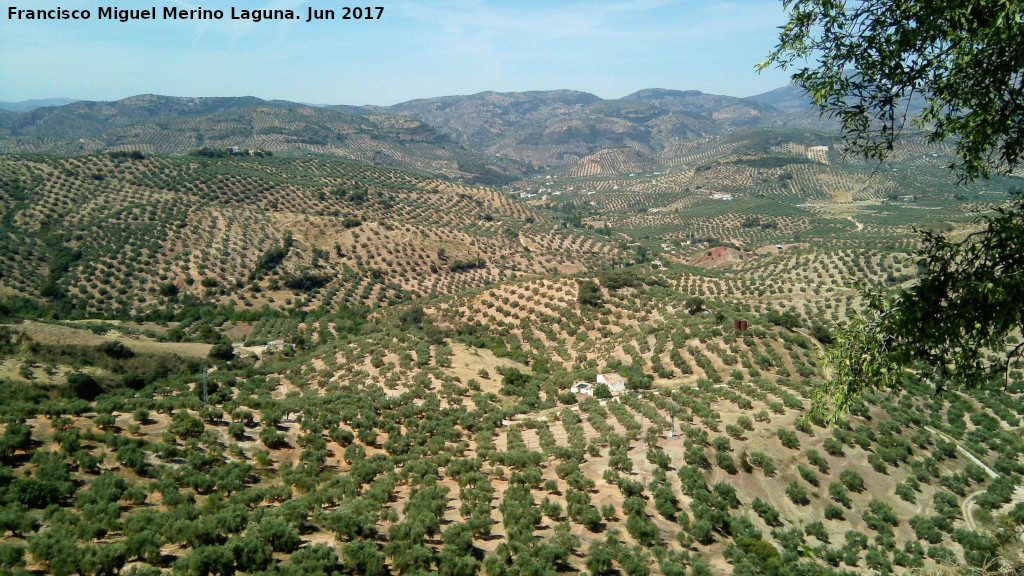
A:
[622, 88, 777, 123]
[386, 89, 782, 169]
[0, 86, 869, 179]
[385, 90, 603, 153]
[747, 83, 930, 126]
[0, 95, 527, 184]
[745, 84, 814, 114]
[0, 95, 266, 138]
[0, 98, 79, 113]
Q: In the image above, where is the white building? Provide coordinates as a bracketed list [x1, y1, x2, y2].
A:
[571, 382, 594, 396]
[597, 373, 628, 395]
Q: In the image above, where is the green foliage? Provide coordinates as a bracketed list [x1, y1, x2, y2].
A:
[169, 412, 205, 439]
[824, 503, 844, 520]
[776, 428, 800, 450]
[752, 498, 781, 527]
[819, 199, 1024, 420]
[762, 0, 1024, 180]
[208, 342, 235, 362]
[0, 421, 31, 459]
[764, 309, 801, 330]
[283, 273, 331, 292]
[577, 280, 603, 308]
[255, 516, 300, 552]
[586, 541, 615, 576]
[399, 305, 425, 327]
[839, 469, 865, 493]
[7, 478, 71, 508]
[97, 341, 134, 360]
[797, 465, 819, 487]
[767, 0, 1024, 419]
[598, 269, 663, 291]
[449, 259, 486, 273]
[65, 372, 103, 401]
[253, 236, 292, 276]
[829, 481, 851, 508]
[785, 481, 809, 505]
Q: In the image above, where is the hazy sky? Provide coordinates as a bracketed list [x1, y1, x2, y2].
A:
[0, 0, 795, 105]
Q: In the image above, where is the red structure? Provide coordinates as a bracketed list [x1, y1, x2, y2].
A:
[733, 320, 748, 331]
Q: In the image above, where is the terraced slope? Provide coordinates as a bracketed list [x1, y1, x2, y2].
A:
[261, 265, 1023, 576]
[1, 91, 1022, 576]
[516, 130, 1018, 256]
[0, 154, 620, 317]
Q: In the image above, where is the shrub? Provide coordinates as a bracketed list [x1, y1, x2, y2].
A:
[170, 413, 204, 439]
[66, 372, 103, 400]
[798, 465, 819, 487]
[786, 481, 809, 505]
[824, 503, 844, 520]
[777, 428, 800, 449]
[829, 482, 851, 507]
[839, 469, 865, 492]
[209, 342, 235, 361]
[97, 340, 134, 359]
[577, 281, 603, 308]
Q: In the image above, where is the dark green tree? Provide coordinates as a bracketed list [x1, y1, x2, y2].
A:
[577, 281, 603, 308]
[762, 0, 1024, 180]
[763, 0, 1024, 419]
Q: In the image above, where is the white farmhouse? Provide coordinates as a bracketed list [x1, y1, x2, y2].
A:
[597, 373, 628, 395]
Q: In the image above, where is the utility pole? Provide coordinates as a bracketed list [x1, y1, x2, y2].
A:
[202, 366, 209, 405]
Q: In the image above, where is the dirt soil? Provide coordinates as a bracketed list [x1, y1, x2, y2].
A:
[8, 321, 212, 358]
[440, 342, 531, 395]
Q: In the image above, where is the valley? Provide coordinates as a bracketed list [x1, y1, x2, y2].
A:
[0, 88, 1021, 576]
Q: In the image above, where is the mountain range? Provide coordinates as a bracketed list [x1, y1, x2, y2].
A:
[0, 85, 825, 180]
[0, 97, 80, 113]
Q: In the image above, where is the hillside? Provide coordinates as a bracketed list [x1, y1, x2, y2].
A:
[744, 85, 928, 130]
[384, 90, 604, 149]
[744, 85, 814, 115]
[512, 128, 1019, 236]
[0, 95, 528, 184]
[623, 89, 777, 124]
[386, 89, 784, 169]
[0, 86, 933, 180]
[0, 91, 1022, 576]
[0, 154, 620, 318]
[0, 256, 1020, 576]
[0, 95, 266, 138]
[0, 87, 879, 177]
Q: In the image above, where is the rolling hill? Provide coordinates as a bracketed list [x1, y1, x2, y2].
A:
[0, 95, 529, 184]
[623, 88, 778, 123]
[0, 86, 1022, 576]
[0, 153, 620, 318]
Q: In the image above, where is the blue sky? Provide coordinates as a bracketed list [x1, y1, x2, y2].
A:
[0, 0, 795, 105]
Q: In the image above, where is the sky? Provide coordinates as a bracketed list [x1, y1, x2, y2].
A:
[0, 0, 796, 105]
